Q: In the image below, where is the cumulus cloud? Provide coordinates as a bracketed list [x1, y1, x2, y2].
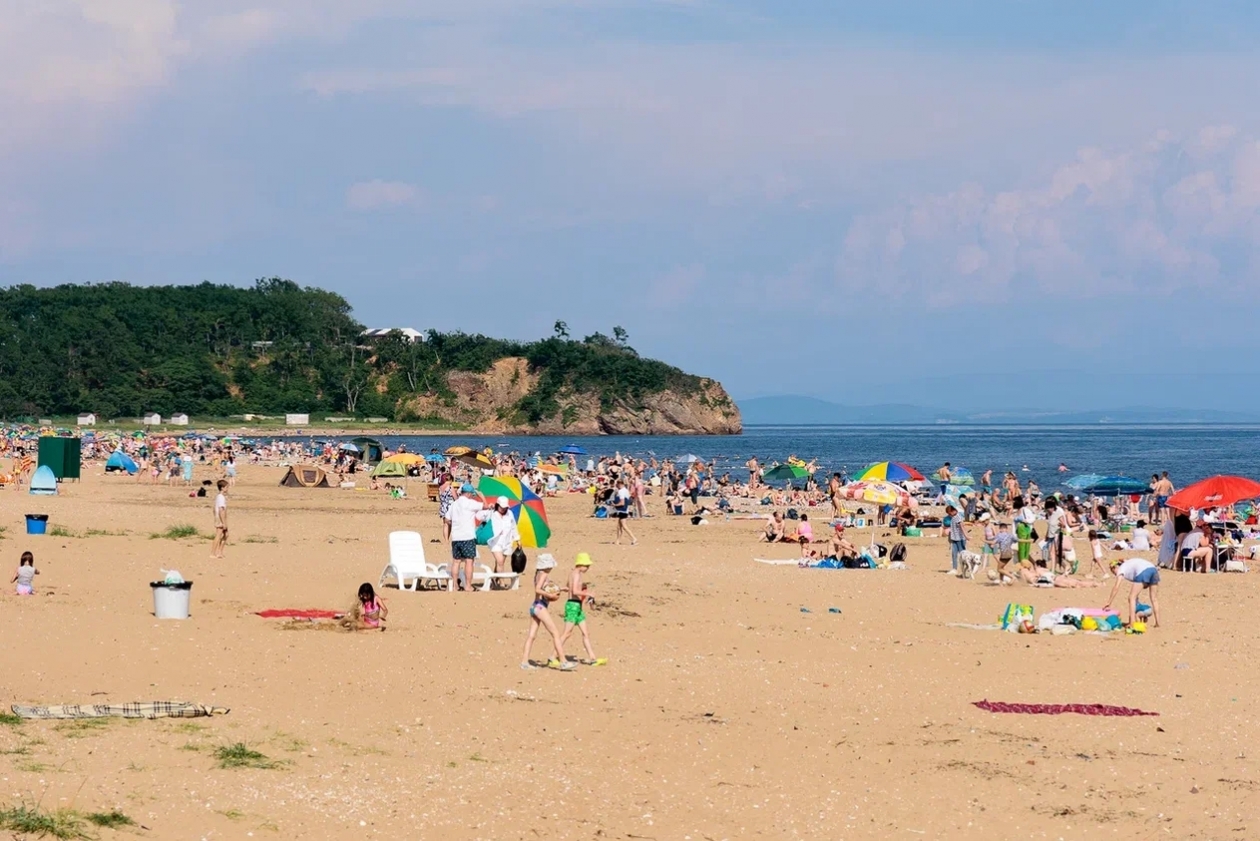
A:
[346, 179, 420, 211]
[836, 127, 1260, 305]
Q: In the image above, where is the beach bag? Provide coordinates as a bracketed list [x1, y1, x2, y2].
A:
[594, 505, 608, 519]
[786, 508, 799, 520]
[475, 520, 493, 546]
[889, 543, 907, 563]
[999, 603, 1034, 631]
[875, 543, 888, 558]
[510, 546, 528, 574]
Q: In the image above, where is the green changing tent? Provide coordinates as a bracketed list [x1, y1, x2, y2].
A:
[38, 437, 81, 480]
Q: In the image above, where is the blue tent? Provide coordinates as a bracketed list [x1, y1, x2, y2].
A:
[29, 465, 58, 495]
[105, 451, 139, 474]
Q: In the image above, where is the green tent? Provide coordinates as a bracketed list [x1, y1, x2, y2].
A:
[351, 437, 384, 464]
[371, 460, 408, 478]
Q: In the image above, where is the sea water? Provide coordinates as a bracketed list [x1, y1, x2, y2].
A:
[355, 424, 1260, 488]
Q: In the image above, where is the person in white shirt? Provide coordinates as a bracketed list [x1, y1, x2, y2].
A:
[211, 479, 229, 559]
[1104, 557, 1161, 627]
[486, 496, 520, 574]
[1129, 520, 1152, 551]
[612, 479, 637, 546]
[444, 484, 491, 591]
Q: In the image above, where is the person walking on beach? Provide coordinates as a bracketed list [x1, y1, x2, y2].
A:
[1151, 472, 1174, 525]
[1044, 497, 1065, 572]
[937, 462, 952, 494]
[211, 479, 229, 559]
[612, 479, 637, 545]
[944, 505, 967, 574]
[521, 554, 573, 670]
[560, 553, 607, 666]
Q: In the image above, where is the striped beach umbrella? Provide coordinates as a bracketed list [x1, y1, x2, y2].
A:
[850, 461, 924, 483]
[477, 475, 552, 548]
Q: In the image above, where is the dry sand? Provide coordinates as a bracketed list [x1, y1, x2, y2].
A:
[2, 468, 1258, 839]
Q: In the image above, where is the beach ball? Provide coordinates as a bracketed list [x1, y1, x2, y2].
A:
[1081, 617, 1098, 631]
[986, 569, 999, 582]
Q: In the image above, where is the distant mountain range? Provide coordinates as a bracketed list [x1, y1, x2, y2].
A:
[737, 395, 1260, 425]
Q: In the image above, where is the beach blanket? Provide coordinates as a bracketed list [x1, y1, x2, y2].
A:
[972, 700, 1157, 717]
[255, 609, 342, 619]
[12, 702, 230, 720]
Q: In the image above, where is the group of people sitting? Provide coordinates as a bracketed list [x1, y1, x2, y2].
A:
[758, 512, 862, 561]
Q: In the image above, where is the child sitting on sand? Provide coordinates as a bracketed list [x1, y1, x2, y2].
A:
[13, 551, 38, 595]
[346, 583, 388, 630]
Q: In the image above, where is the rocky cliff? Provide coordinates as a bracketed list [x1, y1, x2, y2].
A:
[399, 358, 742, 435]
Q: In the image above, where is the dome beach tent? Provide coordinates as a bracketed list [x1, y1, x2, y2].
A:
[371, 460, 409, 479]
[105, 451, 139, 474]
[30, 465, 58, 495]
[279, 464, 332, 488]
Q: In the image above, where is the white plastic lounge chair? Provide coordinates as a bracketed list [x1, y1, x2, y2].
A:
[434, 561, 521, 591]
[380, 531, 450, 591]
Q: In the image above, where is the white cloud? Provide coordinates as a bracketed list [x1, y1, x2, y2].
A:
[346, 179, 420, 211]
[836, 127, 1260, 304]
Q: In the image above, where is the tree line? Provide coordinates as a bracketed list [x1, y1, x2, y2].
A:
[0, 280, 713, 423]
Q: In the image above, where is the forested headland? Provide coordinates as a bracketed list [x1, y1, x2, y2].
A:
[0, 280, 741, 434]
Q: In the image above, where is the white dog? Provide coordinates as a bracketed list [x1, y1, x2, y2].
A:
[957, 550, 985, 580]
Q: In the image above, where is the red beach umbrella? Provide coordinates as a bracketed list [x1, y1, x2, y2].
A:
[1165, 475, 1260, 511]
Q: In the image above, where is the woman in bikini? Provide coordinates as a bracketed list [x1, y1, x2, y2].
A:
[520, 554, 573, 670]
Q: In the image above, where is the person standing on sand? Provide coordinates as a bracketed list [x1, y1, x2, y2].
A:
[937, 462, 952, 495]
[445, 483, 490, 591]
[521, 554, 573, 670]
[560, 553, 607, 666]
[829, 473, 842, 517]
[211, 479, 229, 559]
[747, 457, 760, 489]
[1152, 472, 1174, 525]
[612, 479, 637, 546]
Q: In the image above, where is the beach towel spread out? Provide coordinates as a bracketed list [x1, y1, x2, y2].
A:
[12, 702, 229, 720]
[973, 700, 1158, 717]
[255, 609, 342, 619]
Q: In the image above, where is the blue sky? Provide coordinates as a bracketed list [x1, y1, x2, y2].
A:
[2, 1, 1259, 411]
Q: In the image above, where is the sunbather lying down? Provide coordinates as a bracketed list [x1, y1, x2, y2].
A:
[1029, 569, 1103, 588]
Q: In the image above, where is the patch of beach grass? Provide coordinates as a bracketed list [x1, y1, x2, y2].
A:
[0, 712, 22, 727]
[15, 760, 52, 773]
[0, 805, 91, 839]
[52, 719, 110, 738]
[270, 732, 307, 753]
[213, 743, 285, 770]
[149, 524, 204, 540]
[217, 809, 245, 821]
[83, 528, 128, 537]
[84, 810, 134, 829]
[242, 535, 279, 544]
[49, 525, 79, 538]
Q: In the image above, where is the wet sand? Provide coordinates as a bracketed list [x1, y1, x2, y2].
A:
[2, 468, 1257, 839]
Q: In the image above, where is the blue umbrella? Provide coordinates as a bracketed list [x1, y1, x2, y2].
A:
[559, 445, 587, 456]
[424, 453, 446, 464]
[1081, 476, 1151, 497]
[1064, 473, 1104, 490]
[339, 442, 361, 453]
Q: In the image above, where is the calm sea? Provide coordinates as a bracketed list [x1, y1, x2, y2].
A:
[353, 425, 1260, 487]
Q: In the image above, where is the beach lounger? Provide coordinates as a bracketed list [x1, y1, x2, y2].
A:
[434, 562, 521, 591]
[380, 531, 451, 591]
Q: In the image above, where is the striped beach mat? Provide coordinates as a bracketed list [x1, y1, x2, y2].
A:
[12, 701, 230, 720]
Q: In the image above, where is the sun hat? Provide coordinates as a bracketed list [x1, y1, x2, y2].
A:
[536, 553, 556, 570]
[496, 495, 510, 508]
[574, 552, 593, 567]
[461, 483, 475, 493]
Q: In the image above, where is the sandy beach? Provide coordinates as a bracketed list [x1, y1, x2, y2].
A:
[2, 466, 1258, 839]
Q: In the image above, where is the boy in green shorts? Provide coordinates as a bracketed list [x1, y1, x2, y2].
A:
[561, 552, 608, 666]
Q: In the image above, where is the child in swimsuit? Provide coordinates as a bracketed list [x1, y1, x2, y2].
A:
[520, 554, 573, 670]
[560, 552, 607, 667]
[353, 582, 388, 630]
[13, 551, 38, 595]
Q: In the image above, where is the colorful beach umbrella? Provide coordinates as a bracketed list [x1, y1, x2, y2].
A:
[1166, 475, 1260, 511]
[850, 461, 924, 483]
[537, 463, 568, 477]
[477, 476, 551, 547]
[445, 446, 493, 470]
[1064, 473, 1104, 490]
[839, 481, 911, 506]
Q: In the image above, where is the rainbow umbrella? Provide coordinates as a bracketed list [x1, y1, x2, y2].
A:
[850, 461, 924, 483]
[477, 476, 551, 548]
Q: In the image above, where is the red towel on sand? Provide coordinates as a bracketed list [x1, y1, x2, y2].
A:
[973, 700, 1158, 716]
[255, 609, 341, 619]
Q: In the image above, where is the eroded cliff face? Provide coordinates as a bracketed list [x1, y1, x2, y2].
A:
[399, 357, 741, 435]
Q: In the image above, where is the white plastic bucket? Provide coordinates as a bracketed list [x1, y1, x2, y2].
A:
[151, 581, 192, 619]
